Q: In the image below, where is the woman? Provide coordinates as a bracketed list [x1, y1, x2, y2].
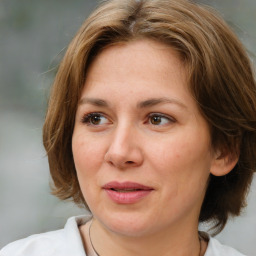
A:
[1, 0, 255, 255]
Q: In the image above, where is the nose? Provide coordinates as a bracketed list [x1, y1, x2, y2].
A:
[104, 125, 144, 169]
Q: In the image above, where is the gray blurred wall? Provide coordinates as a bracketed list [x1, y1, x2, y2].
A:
[0, 0, 255, 254]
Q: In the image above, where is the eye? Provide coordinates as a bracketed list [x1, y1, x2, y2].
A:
[81, 113, 110, 126]
[148, 113, 174, 126]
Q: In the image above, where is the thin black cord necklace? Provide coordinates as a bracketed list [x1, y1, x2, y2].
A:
[89, 220, 100, 256]
[88, 220, 202, 256]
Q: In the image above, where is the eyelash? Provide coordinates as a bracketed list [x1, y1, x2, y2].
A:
[147, 113, 175, 126]
[81, 112, 176, 127]
[81, 112, 109, 126]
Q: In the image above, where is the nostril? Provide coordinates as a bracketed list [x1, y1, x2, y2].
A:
[126, 161, 134, 164]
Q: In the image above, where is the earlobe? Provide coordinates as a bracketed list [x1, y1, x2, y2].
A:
[210, 151, 239, 177]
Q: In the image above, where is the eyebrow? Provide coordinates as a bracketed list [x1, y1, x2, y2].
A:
[137, 97, 187, 109]
[79, 98, 109, 107]
[79, 97, 187, 109]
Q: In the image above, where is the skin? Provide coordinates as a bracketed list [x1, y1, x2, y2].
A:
[72, 39, 236, 256]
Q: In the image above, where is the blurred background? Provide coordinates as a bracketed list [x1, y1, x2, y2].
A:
[0, 0, 255, 254]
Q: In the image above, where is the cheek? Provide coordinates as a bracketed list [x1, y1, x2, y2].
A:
[72, 132, 104, 177]
[148, 137, 191, 169]
[148, 132, 212, 184]
[151, 135, 211, 212]
[72, 134, 102, 204]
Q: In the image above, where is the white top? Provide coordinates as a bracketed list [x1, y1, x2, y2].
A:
[0, 215, 246, 256]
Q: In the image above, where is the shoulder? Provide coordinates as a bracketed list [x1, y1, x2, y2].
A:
[205, 236, 247, 256]
[0, 229, 64, 256]
[0, 215, 91, 256]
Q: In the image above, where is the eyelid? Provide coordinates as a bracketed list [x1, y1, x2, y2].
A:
[147, 112, 176, 125]
[79, 111, 176, 127]
[148, 112, 175, 120]
[81, 112, 111, 126]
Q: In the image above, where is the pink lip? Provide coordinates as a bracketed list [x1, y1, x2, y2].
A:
[103, 181, 153, 204]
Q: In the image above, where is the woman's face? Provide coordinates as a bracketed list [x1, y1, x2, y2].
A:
[72, 39, 216, 237]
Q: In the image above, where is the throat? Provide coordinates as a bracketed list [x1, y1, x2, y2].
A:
[82, 218, 205, 256]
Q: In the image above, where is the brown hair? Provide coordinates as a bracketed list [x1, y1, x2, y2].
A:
[43, 0, 256, 234]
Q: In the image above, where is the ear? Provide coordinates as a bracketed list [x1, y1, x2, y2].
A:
[210, 150, 239, 177]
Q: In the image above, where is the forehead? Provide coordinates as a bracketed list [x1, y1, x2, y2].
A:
[84, 39, 188, 93]
[78, 39, 202, 117]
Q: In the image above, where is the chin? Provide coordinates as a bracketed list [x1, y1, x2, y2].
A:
[95, 211, 154, 237]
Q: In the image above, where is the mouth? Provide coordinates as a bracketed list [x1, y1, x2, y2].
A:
[103, 181, 153, 191]
[103, 181, 153, 204]
[110, 188, 143, 192]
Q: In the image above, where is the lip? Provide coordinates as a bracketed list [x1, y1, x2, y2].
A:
[103, 181, 153, 204]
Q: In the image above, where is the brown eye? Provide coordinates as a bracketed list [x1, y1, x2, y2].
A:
[148, 114, 173, 126]
[82, 113, 109, 126]
[90, 114, 102, 125]
[150, 115, 162, 125]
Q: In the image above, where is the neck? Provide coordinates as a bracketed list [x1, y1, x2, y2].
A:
[87, 218, 203, 256]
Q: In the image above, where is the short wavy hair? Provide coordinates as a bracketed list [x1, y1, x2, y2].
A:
[43, 0, 256, 234]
